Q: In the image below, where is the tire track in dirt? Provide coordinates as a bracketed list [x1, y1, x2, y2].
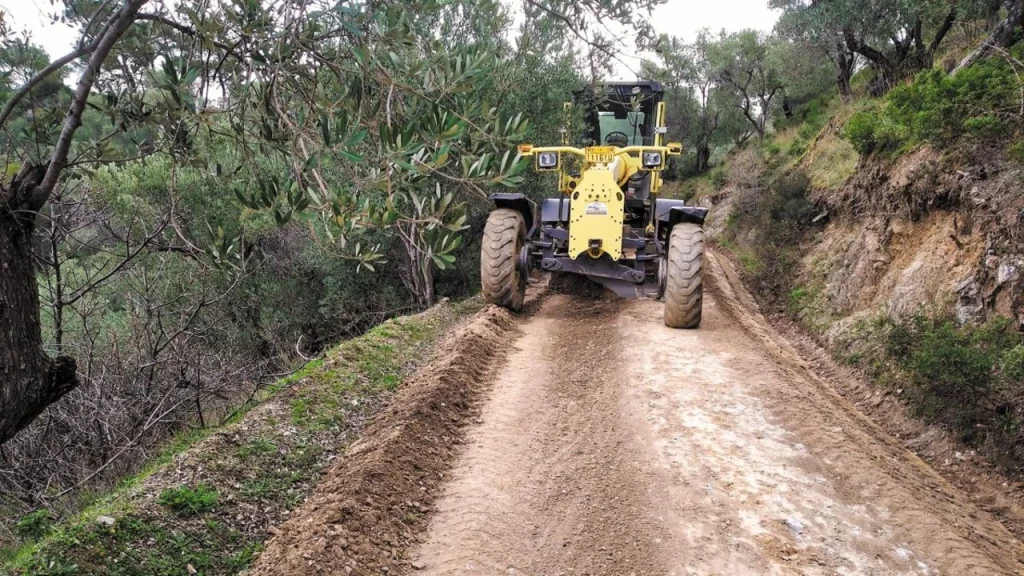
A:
[413, 295, 676, 574]
[411, 258, 1024, 575]
[700, 250, 1024, 575]
[249, 255, 1024, 575]
[625, 296, 938, 574]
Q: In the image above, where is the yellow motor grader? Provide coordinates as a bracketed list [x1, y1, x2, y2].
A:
[480, 81, 708, 328]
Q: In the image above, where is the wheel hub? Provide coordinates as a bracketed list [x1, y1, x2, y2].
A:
[515, 244, 532, 275]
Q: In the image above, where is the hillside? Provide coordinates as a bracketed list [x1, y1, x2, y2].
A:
[4, 0, 1024, 573]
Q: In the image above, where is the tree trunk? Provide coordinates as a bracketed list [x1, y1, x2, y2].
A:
[837, 72, 852, 101]
[695, 143, 711, 174]
[836, 44, 854, 101]
[0, 0, 147, 446]
[396, 223, 436, 309]
[0, 206, 78, 446]
[955, 0, 1024, 72]
[420, 260, 435, 308]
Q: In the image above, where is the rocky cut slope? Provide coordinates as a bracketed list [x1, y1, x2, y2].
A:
[806, 145, 1024, 336]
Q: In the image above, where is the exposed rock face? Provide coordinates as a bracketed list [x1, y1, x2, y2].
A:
[786, 146, 1024, 336]
[955, 276, 986, 326]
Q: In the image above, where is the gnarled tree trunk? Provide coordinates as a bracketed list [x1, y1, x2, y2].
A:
[0, 0, 147, 446]
[695, 143, 711, 174]
[835, 43, 855, 101]
[0, 190, 78, 446]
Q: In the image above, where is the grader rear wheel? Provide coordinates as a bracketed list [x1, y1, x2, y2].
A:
[663, 223, 704, 329]
[481, 208, 527, 312]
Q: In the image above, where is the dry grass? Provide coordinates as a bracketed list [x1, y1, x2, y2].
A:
[805, 133, 859, 191]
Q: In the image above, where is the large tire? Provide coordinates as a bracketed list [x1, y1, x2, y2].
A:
[481, 208, 527, 311]
[663, 223, 704, 329]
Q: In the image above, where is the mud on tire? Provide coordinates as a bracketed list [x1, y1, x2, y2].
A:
[663, 223, 704, 329]
[481, 208, 527, 311]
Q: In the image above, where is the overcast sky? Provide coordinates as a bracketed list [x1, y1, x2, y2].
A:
[0, 0, 78, 57]
[0, 0, 780, 80]
[612, 1, 780, 79]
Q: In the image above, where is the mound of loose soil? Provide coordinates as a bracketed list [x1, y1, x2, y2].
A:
[246, 304, 523, 576]
[547, 272, 615, 300]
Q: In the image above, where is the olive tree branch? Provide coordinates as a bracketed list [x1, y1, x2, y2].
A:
[30, 0, 151, 212]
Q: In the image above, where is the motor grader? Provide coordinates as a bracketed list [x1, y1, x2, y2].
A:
[480, 81, 708, 328]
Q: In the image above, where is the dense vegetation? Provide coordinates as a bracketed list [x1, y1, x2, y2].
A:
[845, 45, 1024, 155]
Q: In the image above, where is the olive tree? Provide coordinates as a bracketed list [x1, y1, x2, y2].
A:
[711, 29, 785, 140]
[771, 0, 963, 92]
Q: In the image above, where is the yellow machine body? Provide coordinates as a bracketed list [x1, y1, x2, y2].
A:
[519, 133, 682, 262]
[569, 163, 625, 259]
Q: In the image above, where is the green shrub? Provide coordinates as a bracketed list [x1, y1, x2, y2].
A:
[963, 114, 1005, 139]
[844, 110, 880, 154]
[1000, 344, 1024, 382]
[886, 316, 1021, 446]
[710, 166, 728, 189]
[158, 484, 219, 516]
[1008, 141, 1024, 163]
[798, 122, 819, 142]
[787, 286, 809, 312]
[777, 95, 831, 135]
[843, 108, 907, 155]
[13, 510, 54, 541]
[848, 55, 1023, 155]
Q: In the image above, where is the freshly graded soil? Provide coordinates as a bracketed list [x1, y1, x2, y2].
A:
[252, 260, 1024, 575]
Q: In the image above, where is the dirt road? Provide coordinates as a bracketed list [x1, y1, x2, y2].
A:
[410, 253, 1024, 575]
[251, 252, 1024, 576]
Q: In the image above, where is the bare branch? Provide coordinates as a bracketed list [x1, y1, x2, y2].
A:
[135, 12, 247, 62]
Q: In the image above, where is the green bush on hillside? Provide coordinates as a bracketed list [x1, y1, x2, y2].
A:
[157, 484, 219, 517]
[1008, 141, 1024, 163]
[843, 52, 1024, 155]
[12, 510, 53, 541]
[843, 107, 907, 154]
[884, 316, 1023, 453]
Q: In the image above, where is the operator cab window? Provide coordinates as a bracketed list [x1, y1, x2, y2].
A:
[598, 111, 646, 147]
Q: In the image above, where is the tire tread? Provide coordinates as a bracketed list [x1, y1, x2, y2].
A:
[481, 208, 526, 311]
[663, 223, 704, 329]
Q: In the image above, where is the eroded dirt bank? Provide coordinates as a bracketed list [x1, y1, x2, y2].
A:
[247, 301, 526, 576]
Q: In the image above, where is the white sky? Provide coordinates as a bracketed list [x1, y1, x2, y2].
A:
[613, 1, 780, 79]
[0, 0, 78, 57]
[0, 0, 780, 80]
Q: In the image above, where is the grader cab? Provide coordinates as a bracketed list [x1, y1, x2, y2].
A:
[480, 81, 708, 328]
